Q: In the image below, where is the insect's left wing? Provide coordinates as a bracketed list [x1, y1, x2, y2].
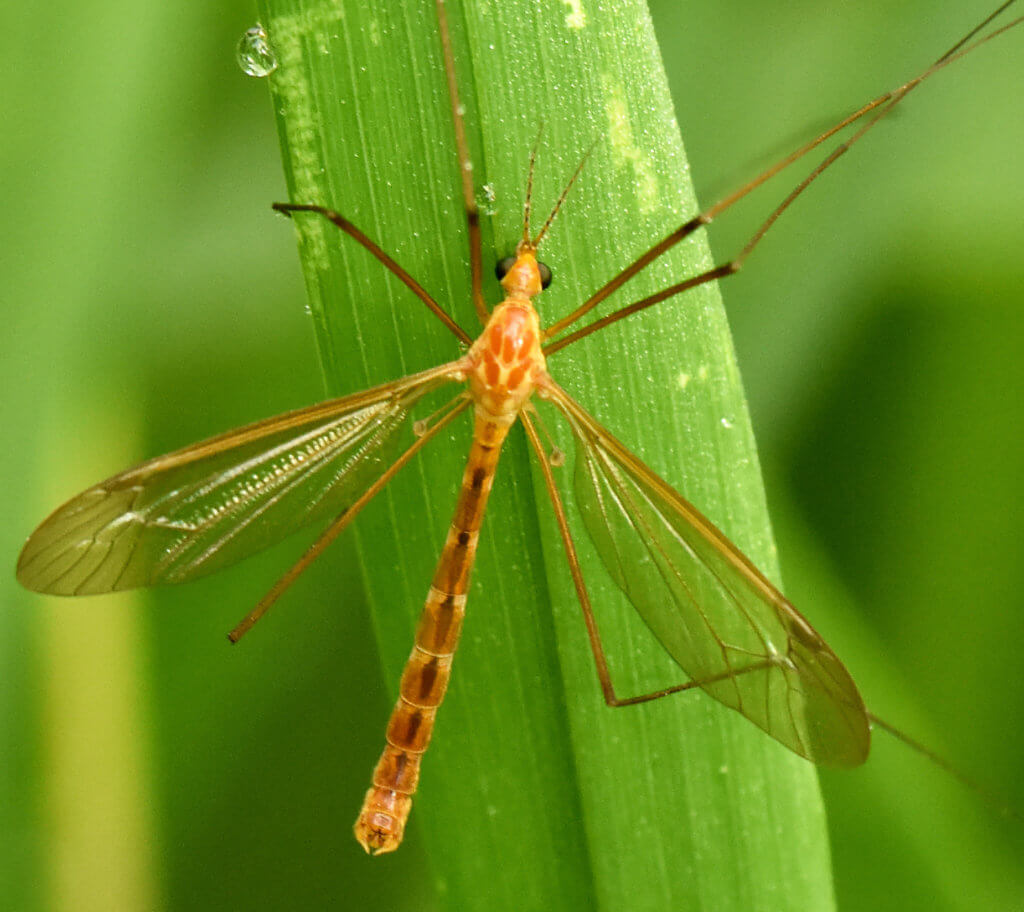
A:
[547, 384, 869, 767]
[18, 363, 461, 596]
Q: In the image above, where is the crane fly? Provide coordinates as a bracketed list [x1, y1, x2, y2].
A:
[16, 0, 1022, 856]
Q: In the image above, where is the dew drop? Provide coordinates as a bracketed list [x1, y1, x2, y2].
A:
[477, 182, 498, 216]
[720, 416, 734, 429]
[549, 447, 566, 468]
[413, 419, 428, 438]
[237, 24, 278, 77]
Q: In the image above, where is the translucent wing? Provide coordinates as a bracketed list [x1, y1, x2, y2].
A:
[548, 385, 869, 767]
[18, 364, 459, 595]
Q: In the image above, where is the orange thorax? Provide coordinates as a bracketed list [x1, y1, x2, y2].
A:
[467, 301, 546, 419]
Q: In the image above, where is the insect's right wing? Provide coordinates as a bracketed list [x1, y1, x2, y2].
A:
[547, 383, 869, 768]
[17, 363, 461, 596]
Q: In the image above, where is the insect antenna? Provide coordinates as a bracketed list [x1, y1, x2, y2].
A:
[521, 124, 545, 244]
[532, 139, 597, 248]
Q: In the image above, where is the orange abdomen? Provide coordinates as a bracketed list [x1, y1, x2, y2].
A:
[353, 411, 508, 854]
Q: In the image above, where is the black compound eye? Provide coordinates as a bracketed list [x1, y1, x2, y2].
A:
[538, 261, 553, 290]
[495, 256, 516, 281]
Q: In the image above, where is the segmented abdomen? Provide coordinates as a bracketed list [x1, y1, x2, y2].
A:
[353, 411, 509, 854]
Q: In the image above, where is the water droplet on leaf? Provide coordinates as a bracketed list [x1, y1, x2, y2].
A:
[237, 25, 277, 77]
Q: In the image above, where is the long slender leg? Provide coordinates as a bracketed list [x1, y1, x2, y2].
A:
[866, 712, 1009, 814]
[435, 0, 488, 325]
[542, 6, 1023, 349]
[523, 411, 772, 705]
[272, 203, 471, 345]
[228, 396, 471, 642]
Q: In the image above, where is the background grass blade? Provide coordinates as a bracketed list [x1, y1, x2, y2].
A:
[5, 1, 1019, 909]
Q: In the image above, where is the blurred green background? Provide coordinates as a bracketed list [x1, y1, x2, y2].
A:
[3, 1, 1021, 911]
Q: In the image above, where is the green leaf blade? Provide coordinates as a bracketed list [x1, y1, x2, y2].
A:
[259, 0, 837, 908]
